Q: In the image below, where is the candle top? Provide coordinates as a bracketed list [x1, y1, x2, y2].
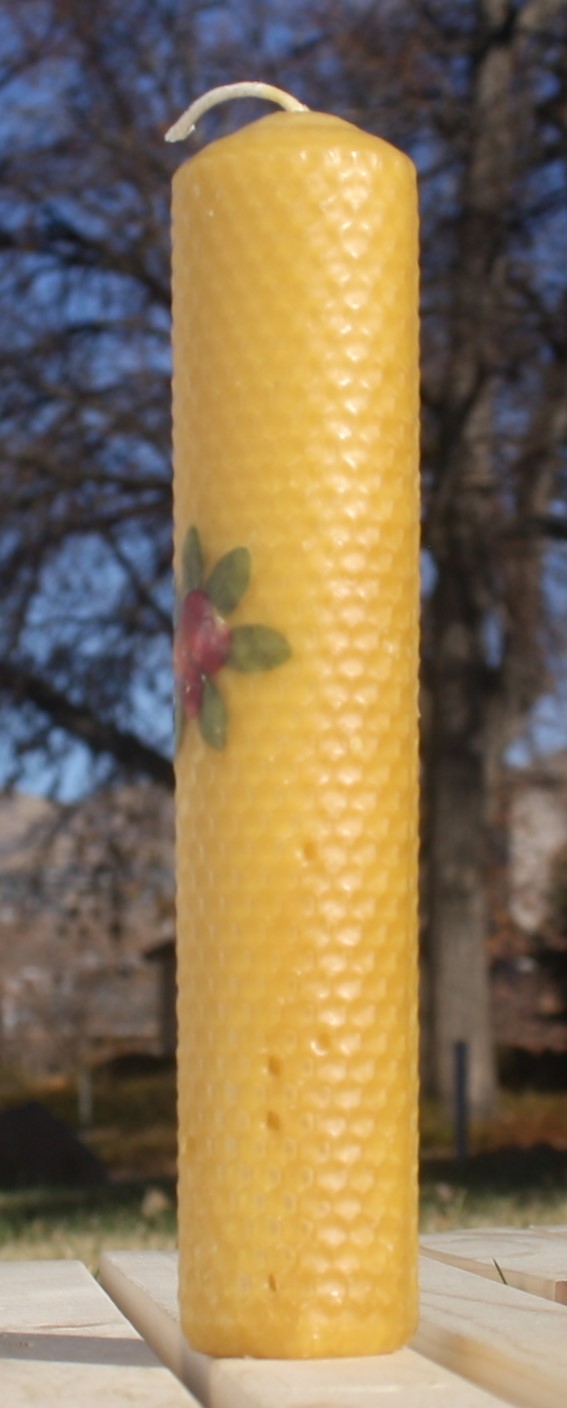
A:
[174, 110, 415, 186]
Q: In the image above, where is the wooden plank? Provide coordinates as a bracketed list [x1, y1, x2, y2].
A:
[421, 1228, 567, 1303]
[100, 1249, 511, 1408]
[415, 1253, 567, 1408]
[0, 1258, 198, 1407]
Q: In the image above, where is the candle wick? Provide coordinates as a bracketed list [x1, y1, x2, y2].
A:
[165, 81, 309, 144]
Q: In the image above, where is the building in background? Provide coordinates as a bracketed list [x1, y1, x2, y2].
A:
[490, 754, 567, 1058]
[0, 785, 174, 1079]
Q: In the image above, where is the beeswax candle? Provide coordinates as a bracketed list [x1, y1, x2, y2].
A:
[170, 83, 420, 1359]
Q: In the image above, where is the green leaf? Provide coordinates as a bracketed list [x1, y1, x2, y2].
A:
[205, 547, 250, 614]
[228, 625, 292, 672]
[174, 695, 185, 754]
[199, 677, 227, 749]
[182, 526, 204, 593]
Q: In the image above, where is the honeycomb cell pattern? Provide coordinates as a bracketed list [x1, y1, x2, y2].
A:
[172, 110, 420, 1359]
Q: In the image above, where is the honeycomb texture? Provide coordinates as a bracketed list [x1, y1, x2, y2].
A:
[172, 110, 420, 1359]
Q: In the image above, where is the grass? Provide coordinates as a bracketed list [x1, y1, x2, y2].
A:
[420, 1147, 567, 1233]
[0, 1064, 565, 1265]
[420, 1086, 567, 1231]
[0, 1181, 177, 1267]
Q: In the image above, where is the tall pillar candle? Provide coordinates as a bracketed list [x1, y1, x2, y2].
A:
[170, 84, 420, 1359]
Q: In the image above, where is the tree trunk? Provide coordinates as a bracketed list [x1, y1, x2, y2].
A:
[426, 562, 498, 1117]
[424, 0, 515, 1115]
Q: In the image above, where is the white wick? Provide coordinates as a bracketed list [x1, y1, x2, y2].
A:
[165, 81, 309, 143]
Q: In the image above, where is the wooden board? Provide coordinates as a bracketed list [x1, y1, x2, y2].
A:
[99, 1249, 512, 1408]
[421, 1228, 567, 1303]
[0, 1258, 197, 1407]
[415, 1253, 567, 1408]
[531, 1225, 567, 1239]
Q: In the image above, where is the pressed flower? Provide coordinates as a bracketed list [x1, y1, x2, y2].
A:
[175, 591, 231, 678]
[174, 526, 291, 751]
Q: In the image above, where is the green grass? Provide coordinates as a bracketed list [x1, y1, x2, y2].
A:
[0, 1065, 565, 1264]
[420, 1147, 567, 1233]
[0, 1181, 177, 1268]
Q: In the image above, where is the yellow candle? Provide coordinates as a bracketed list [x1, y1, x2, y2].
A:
[170, 84, 420, 1359]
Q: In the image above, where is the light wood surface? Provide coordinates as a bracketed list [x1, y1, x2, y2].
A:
[421, 1227, 567, 1302]
[0, 1258, 197, 1407]
[99, 1249, 513, 1407]
[3, 1233, 567, 1406]
[416, 1253, 567, 1408]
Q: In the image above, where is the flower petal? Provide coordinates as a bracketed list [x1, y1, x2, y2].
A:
[182, 525, 204, 593]
[199, 676, 227, 749]
[228, 625, 292, 672]
[174, 693, 185, 753]
[205, 547, 251, 613]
